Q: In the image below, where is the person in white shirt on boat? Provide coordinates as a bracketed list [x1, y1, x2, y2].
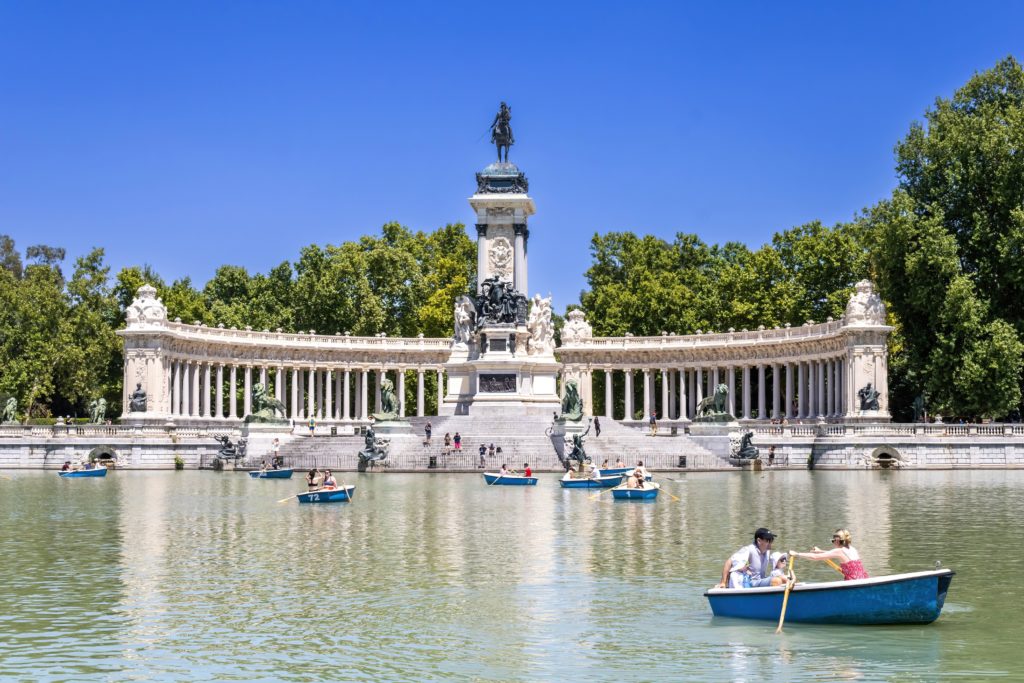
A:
[634, 461, 649, 480]
[499, 464, 511, 476]
[716, 528, 786, 589]
[769, 552, 789, 580]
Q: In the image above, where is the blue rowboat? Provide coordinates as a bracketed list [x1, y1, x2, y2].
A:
[59, 467, 107, 478]
[597, 467, 653, 481]
[611, 482, 660, 500]
[704, 569, 955, 625]
[296, 485, 355, 503]
[249, 468, 294, 479]
[559, 474, 623, 489]
[483, 473, 538, 486]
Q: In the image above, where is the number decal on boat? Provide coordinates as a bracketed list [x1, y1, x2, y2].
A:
[311, 493, 319, 501]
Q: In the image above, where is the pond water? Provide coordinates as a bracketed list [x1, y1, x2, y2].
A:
[1, 469, 1020, 682]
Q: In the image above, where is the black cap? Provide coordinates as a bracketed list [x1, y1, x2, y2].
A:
[754, 527, 776, 542]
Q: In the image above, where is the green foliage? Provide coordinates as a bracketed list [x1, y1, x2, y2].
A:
[580, 222, 865, 337]
[869, 57, 1024, 418]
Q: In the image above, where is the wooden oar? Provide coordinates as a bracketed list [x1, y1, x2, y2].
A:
[775, 556, 796, 633]
[588, 485, 618, 500]
[488, 472, 503, 486]
[825, 558, 843, 574]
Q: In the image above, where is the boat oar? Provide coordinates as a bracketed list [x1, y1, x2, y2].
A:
[277, 493, 300, 503]
[775, 556, 796, 634]
[825, 558, 843, 575]
[488, 472, 503, 486]
[588, 485, 618, 500]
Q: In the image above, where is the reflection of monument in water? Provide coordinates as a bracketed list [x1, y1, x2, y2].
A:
[441, 107, 562, 416]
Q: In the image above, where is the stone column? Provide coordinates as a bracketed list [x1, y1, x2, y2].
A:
[513, 224, 528, 294]
[711, 367, 719, 389]
[216, 364, 224, 418]
[243, 366, 252, 417]
[742, 365, 751, 420]
[661, 369, 669, 420]
[817, 360, 826, 417]
[757, 365, 766, 421]
[694, 367, 703, 407]
[798, 360, 806, 419]
[354, 369, 361, 419]
[605, 369, 614, 419]
[476, 224, 487, 294]
[825, 359, 833, 417]
[726, 366, 735, 416]
[679, 370, 688, 419]
[298, 369, 305, 419]
[786, 363, 795, 419]
[624, 370, 634, 421]
[398, 369, 406, 418]
[667, 370, 675, 419]
[276, 365, 284, 404]
[343, 368, 351, 420]
[325, 370, 333, 421]
[199, 363, 209, 418]
[291, 368, 299, 419]
[169, 360, 178, 416]
[436, 369, 444, 416]
[260, 366, 267, 388]
[374, 370, 383, 414]
[642, 369, 652, 421]
[229, 365, 238, 418]
[361, 370, 369, 420]
[417, 369, 425, 417]
[307, 368, 315, 420]
[772, 363, 781, 419]
[188, 363, 198, 417]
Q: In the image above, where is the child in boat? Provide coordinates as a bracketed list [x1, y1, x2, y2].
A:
[769, 552, 789, 580]
[790, 528, 869, 580]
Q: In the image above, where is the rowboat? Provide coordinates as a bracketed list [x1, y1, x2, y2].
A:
[597, 467, 653, 481]
[59, 467, 107, 478]
[611, 482, 660, 500]
[704, 569, 955, 625]
[483, 473, 538, 486]
[295, 485, 355, 503]
[559, 474, 623, 489]
[249, 468, 294, 479]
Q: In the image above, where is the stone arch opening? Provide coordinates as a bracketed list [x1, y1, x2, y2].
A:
[88, 445, 118, 465]
[870, 446, 903, 469]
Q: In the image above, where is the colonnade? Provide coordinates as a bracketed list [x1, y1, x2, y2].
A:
[165, 361, 445, 421]
[580, 357, 850, 421]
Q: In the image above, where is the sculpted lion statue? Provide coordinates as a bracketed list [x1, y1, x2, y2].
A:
[696, 383, 729, 417]
[245, 382, 287, 423]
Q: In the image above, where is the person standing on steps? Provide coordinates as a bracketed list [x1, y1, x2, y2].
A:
[308, 416, 316, 437]
[453, 432, 462, 450]
[424, 421, 432, 444]
[594, 416, 601, 437]
[478, 444, 486, 468]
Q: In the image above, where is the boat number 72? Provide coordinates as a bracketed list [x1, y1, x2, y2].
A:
[310, 493, 319, 501]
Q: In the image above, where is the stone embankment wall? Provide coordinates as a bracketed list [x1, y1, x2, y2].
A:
[3, 423, 1024, 470]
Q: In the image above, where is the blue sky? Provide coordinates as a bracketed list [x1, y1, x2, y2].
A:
[1, 1, 1022, 311]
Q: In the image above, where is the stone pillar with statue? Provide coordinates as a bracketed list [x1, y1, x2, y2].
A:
[441, 102, 561, 416]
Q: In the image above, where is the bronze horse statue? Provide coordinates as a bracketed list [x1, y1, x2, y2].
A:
[490, 102, 514, 163]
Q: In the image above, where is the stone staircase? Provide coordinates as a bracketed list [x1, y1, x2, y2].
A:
[257, 415, 732, 472]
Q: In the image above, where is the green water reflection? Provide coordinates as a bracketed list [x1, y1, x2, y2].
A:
[0, 470, 1019, 681]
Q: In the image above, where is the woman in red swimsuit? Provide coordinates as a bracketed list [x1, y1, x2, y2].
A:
[790, 528, 869, 580]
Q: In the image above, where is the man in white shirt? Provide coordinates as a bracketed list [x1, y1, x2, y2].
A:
[716, 528, 786, 588]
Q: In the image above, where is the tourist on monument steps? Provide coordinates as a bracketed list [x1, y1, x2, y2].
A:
[594, 416, 601, 437]
[453, 432, 462, 450]
[478, 444, 486, 468]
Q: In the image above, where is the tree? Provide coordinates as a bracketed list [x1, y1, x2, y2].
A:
[0, 234, 22, 278]
[870, 57, 1024, 418]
